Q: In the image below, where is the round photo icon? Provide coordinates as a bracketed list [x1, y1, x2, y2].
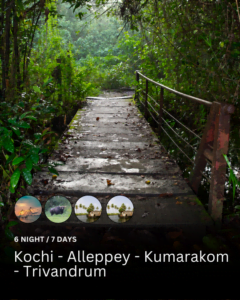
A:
[45, 196, 72, 223]
[107, 196, 134, 223]
[75, 195, 102, 223]
[15, 195, 42, 223]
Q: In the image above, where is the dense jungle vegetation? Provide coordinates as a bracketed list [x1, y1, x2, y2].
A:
[0, 0, 240, 238]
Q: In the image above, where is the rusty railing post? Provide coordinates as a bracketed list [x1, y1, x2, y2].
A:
[144, 79, 148, 118]
[190, 102, 220, 193]
[158, 87, 164, 136]
[208, 103, 235, 225]
[135, 71, 139, 103]
[190, 101, 234, 224]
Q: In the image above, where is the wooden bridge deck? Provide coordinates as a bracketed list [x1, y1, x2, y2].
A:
[28, 91, 213, 238]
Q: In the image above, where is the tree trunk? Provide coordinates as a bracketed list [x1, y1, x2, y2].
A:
[0, 0, 6, 100]
[13, 0, 21, 91]
[26, 10, 42, 76]
[5, 0, 12, 86]
[23, 1, 37, 83]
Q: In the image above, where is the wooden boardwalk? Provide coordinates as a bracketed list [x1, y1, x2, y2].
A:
[28, 91, 213, 238]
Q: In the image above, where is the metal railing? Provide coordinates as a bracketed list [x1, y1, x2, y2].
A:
[135, 70, 235, 224]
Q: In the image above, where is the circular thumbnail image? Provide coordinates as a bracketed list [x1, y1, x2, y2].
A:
[15, 195, 42, 223]
[107, 195, 134, 223]
[45, 196, 72, 223]
[75, 195, 102, 223]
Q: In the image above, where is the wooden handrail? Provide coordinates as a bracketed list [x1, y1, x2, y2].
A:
[136, 70, 213, 106]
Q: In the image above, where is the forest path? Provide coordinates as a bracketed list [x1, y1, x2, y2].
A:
[28, 90, 212, 238]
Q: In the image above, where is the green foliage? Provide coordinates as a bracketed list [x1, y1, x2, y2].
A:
[87, 203, 95, 213]
[223, 154, 240, 202]
[0, 0, 102, 230]
[0, 76, 67, 197]
[46, 1, 140, 90]
[4, 228, 15, 241]
[119, 203, 127, 213]
[115, 0, 240, 201]
[31, 10, 99, 112]
[202, 234, 222, 251]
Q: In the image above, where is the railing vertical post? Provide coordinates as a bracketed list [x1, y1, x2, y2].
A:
[208, 103, 235, 225]
[190, 101, 234, 225]
[158, 87, 164, 136]
[135, 71, 139, 103]
[190, 102, 220, 193]
[145, 79, 148, 118]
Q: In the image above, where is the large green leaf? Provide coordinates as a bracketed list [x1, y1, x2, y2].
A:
[43, 77, 53, 87]
[18, 121, 30, 128]
[0, 127, 9, 134]
[25, 158, 33, 171]
[33, 85, 41, 93]
[18, 101, 24, 108]
[10, 168, 20, 188]
[4, 228, 14, 241]
[22, 140, 34, 147]
[25, 116, 37, 121]
[48, 166, 59, 176]
[9, 185, 15, 193]
[34, 133, 42, 140]
[223, 154, 231, 168]
[223, 154, 240, 201]
[12, 157, 25, 166]
[0, 133, 8, 145]
[11, 127, 21, 136]
[6, 153, 16, 164]
[29, 147, 40, 154]
[3, 137, 14, 153]
[29, 153, 39, 164]
[0, 202, 4, 207]
[3, 168, 9, 179]
[31, 104, 39, 110]
[22, 168, 32, 185]
[6, 221, 18, 228]
[19, 111, 31, 120]
[8, 117, 17, 125]
[40, 148, 48, 153]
